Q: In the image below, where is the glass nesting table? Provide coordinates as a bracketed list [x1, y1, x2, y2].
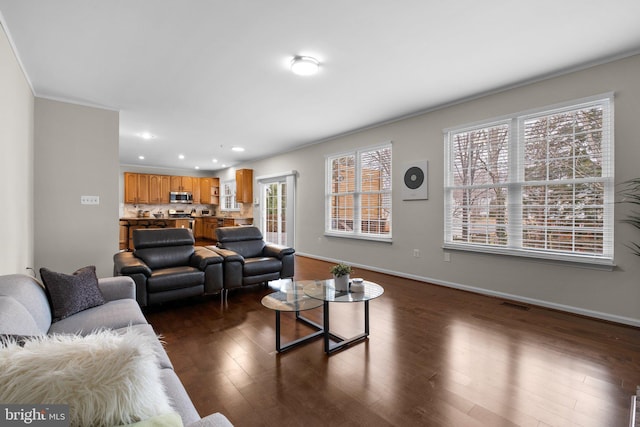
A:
[260, 280, 324, 352]
[261, 279, 384, 354]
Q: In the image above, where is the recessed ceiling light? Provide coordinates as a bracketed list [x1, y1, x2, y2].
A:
[232, 146, 245, 152]
[138, 155, 145, 160]
[290, 56, 320, 76]
[178, 154, 185, 160]
[136, 132, 156, 140]
[195, 166, 200, 170]
[212, 158, 218, 163]
[221, 164, 227, 168]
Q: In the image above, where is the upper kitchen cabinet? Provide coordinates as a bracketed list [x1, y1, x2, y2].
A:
[192, 178, 201, 204]
[124, 172, 149, 204]
[199, 177, 220, 205]
[149, 174, 170, 204]
[236, 169, 253, 203]
[170, 175, 193, 192]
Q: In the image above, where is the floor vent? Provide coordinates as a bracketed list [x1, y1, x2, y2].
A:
[500, 301, 530, 311]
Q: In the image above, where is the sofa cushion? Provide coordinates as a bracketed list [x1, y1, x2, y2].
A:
[148, 267, 204, 293]
[40, 265, 106, 322]
[215, 226, 266, 258]
[0, 274, 52, 333]
[0, 328, 174, 426]
[220, 240, 265, 259]
[0, 296, 46, 336]
[48, 299, 148, 335]
[160, 368, 200, 426]
[136, 246, 196, 270]
[134, 228, 195, 249]
[243, 257, 282, 276]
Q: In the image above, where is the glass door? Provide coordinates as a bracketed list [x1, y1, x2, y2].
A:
[263, 181, 287, 245]
[258, 173, 295, 247]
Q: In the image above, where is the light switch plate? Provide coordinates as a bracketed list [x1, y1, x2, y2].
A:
[81, 195, 100, 205]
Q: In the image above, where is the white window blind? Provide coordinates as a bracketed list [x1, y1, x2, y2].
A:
[444, 94, 614, 265]
[326, 144, 392, 241]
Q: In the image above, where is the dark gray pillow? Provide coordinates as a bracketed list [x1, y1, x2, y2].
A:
[40, 266, 106, 322]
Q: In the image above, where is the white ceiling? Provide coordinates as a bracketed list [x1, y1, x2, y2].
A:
[2, 1, 640, 172]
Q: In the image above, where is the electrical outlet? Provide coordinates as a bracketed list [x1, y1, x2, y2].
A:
[413, 249, 421, 258]
[81, 195, 100, 205]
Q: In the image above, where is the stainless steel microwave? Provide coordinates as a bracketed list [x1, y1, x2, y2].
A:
[170, 191, 193, 204]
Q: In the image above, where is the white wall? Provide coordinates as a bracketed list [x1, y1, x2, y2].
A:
[34, 98, 119, 278]
[0, 22, 34, 275]
[238, 54, 640, 325]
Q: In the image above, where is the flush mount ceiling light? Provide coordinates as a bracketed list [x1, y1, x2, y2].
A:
[290, 56, 320, 76]
[136, 132, 156, 140]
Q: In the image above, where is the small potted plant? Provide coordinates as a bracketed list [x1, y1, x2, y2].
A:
[330, 262, 352, 291]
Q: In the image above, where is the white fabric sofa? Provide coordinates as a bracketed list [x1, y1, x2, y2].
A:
[0, 273, 232, 427]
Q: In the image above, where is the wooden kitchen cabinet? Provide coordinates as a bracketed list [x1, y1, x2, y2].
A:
[202, 218, 219, 241]
[199, 177, 220, 205]
[149, 174, 170, 204]
[124, 172, 149, 204]
[193, 218, 204, 238]
[211, 177, 220, 205]
[170, 176, 193, 192]
[235, 169, 253, 203]
[192, 178, 201, 204]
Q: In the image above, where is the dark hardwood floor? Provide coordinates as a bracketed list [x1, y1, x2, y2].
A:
[144, 256, 640, 426]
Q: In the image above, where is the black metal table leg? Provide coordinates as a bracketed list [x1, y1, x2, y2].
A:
[323, 300, 370, 354]
[323, 301, 330, 353]
[274, 309, 324, 353]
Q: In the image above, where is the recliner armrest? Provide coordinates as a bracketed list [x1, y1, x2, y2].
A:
[191, 246, 224, 270]
[206, 246, 244, 264]
[113, 251, 152, 277]
[263, 244, 295, 259]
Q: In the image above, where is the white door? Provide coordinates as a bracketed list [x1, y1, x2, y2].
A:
[258, 172, 296, 247]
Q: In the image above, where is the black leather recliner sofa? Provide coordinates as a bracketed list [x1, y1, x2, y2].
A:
[113, 228, 224, 307]
[207, 226, 295, 298]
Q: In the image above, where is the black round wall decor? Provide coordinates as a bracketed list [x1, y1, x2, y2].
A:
[404, 166, 424, 189]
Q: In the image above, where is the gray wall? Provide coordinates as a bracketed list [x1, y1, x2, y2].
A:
[237, 54, 640, 326]
[34, 98, 119, 278]
[0, 22, 34, 275]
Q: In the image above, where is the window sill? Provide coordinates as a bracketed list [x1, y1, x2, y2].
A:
[325, 231, 392, 244]
[442, 242, 615, 270]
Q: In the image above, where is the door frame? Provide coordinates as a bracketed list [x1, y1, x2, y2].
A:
[255, 170, 297, 248]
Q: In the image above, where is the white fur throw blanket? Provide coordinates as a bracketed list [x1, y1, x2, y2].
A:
[0, 328, 174, 427]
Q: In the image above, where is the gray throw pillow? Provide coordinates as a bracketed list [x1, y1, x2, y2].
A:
[40, 266, 106, 322]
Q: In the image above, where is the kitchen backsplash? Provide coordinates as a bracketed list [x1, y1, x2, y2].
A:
[121, 203, 253, 218]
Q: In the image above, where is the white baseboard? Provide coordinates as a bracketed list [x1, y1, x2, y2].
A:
[296, 251, 640, 327]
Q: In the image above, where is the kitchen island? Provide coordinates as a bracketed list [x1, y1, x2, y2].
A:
[119, 216, 254, 250]
[119, 217, 194, 250]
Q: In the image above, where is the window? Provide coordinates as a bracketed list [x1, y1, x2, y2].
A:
[444, 94, 613, 265]
[221, 180, 240, 211]
[326, 143, 392, 241]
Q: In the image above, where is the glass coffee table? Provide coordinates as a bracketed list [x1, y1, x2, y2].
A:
[260, 280, 324, 352]
[303, 279, 384, 354]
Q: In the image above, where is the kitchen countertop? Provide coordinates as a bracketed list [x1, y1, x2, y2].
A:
[120, 216, 253, 220]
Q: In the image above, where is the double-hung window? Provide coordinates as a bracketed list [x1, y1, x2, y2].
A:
[221, 180, 240, 211]
[444, 94, 614, 265]
[326, 143, 392, 241]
